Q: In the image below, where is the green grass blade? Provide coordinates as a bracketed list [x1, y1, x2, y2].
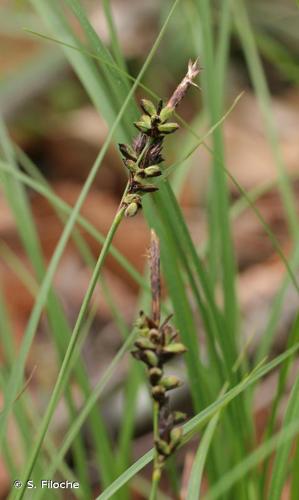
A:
[267, 365, 299, 499]
[102, 0, 129, 75]
[0, 156, 147, 291]
[32, 327, 138, 500]
[165, 111, 299, 297]
[186, 412, 221, 500]
[31, 0, 129, 143]
[0, 119, 44, 275]
[99, 450, 154, 500]
[97, 344, 299, 499]
[193, 0, 238, 341]
[0, 121, 93, 490]
[0, 242, 38, 296]
[220, 157, 299, 294]
[291, 439, 299, 500]
[0, 284, 83, 498]
[232, 0, 299, 239]
[255, 233, 299, 364]
[116, 362, 144, 472]
[260, 313, 299, 495]
[0, 283, 17, 362]
[14, 205, 126, 499]
[256, 33, 299, 85]
[23, 28, 156, 102]
[64, 0, 135, 128]
[204, 419, 299, 500]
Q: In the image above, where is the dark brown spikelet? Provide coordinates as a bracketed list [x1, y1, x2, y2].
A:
[147, 140, 164, 165]
[131, 231, 187, 477]
[132, 133, 147, 155]
[119, 60, 200, 217]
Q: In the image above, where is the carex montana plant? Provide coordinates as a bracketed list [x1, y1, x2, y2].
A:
[8, 60, 200, 500]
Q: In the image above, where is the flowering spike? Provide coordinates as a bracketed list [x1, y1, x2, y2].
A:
[118, 61, 200, 216]
[131, 231, 187, 484]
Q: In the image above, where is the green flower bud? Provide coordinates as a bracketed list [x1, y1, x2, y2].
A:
[170, 427, 183, 450]
[135, 311, 147, 328]
[135, 168, 146, 178]
[134, 115, 152, 132]
[173, 411, 187, 424]
[156, 439, 171, 457]
[138, 327, 150, 337]
[159, 106, 174, 123]
[148, 367, 162, 385]
[125, 202, 139, 217]
[135, 338, 155, 350]
[149, 328, 160, 343]
[161, 375, 182, 391]
[134, 122, 150, 133]
[163, 343, 187, 355]
[158, 122, 179, 134]
[143, 350, 159, 367]
[142, 114, 152, 125]
[125, 159, 137, 172]
[141, 99, 156, 117]
[124, 193, 141, 205]
[144, 165, 161, 178]
[132, 174, 145, 184]
[152, 385, 166, 402]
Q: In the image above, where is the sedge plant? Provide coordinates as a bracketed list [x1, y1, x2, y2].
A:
[2, 0, 299, 498]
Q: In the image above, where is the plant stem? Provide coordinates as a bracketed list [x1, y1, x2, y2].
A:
[16, 201, 127, 500]
[153, 400, 159, 441]
[150, 477, 159, 500]
[150, 400, 161, 500]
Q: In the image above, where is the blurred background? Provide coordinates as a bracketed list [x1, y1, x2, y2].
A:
[1, 0, 299, 498]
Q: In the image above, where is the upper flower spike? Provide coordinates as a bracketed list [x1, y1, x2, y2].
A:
[119, 59, 201, 217]
[166, 59, 200, 111]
